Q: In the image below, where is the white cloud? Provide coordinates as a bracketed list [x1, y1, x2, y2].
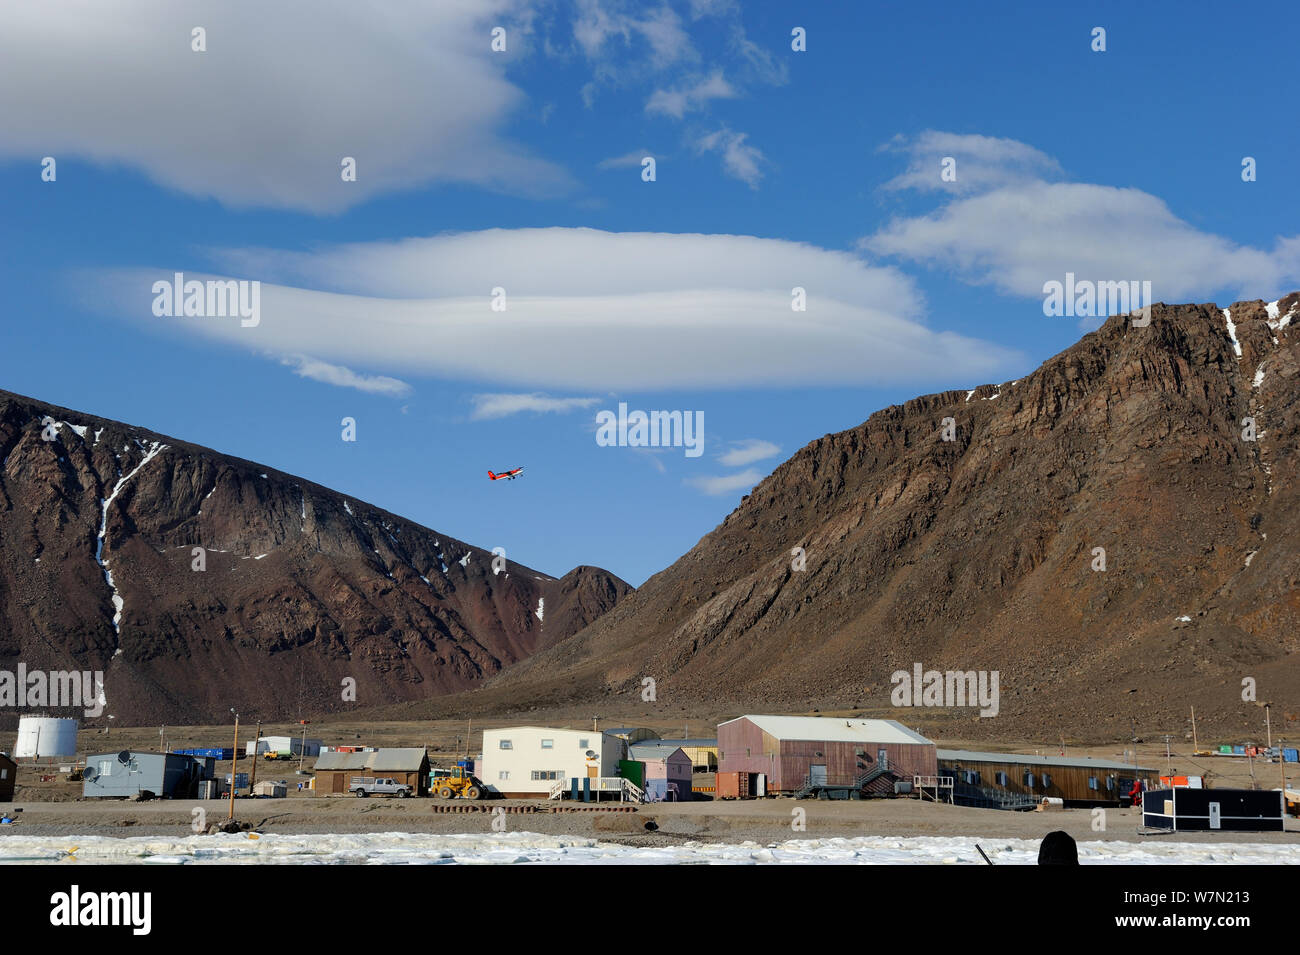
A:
[646, 70, 736, 118]
[597, 149, 658, 170]
[694, 127, 765, 188]
[866, 133, 1300, 304]
[471, 393, 601, 419]
[718, 439, 780, 467]
[90, 227, 1023, 391]
[281, 356, 412, 397]
[572, 0, 695, 75]
[685, 468, 763, 495]
[0, 0, 570, 212]
[879, 131, 1062, 195]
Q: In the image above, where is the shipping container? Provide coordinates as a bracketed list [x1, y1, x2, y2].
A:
[1284, 748, 1298, 763]
[716, 771, 760, 799]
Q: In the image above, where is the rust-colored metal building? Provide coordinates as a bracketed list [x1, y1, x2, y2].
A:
[313, 748, 429, 796]
[717, 716, 937, 794]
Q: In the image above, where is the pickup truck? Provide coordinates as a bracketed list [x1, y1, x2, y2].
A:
[349, 776, 413, 798]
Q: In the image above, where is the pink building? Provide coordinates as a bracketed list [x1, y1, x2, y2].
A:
[718, 715, 937, 794]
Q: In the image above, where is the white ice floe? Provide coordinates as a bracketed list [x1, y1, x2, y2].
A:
[1222, 308, 1242, 358]
[0, 832, 1297, 866]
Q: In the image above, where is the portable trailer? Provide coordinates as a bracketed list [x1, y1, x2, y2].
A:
[1143, 787, 1285, 832]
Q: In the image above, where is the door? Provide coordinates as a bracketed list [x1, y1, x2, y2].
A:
[1209, 802, 1221, 830]
[809, 764, 827, 786]
[587, 765, 598, 778]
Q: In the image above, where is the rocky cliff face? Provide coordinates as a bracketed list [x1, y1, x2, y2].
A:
[0, 392, 631, 725]
[484, 296, 1300, 739]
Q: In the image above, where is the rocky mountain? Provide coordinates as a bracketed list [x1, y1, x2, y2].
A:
[0, 391, 631, 725]
[477, 296, 1300, 741]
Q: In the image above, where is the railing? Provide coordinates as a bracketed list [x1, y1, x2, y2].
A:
[548, 776, 646, 803]
[912, 775, 954, 803]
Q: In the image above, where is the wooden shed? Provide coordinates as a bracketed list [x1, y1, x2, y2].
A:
[937, 749, 1160, 808]
[313, 748, 429, 796]
[717, 716, 937, 794]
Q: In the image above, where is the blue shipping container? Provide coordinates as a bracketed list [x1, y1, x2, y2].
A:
[1285, 748, 1298, 763]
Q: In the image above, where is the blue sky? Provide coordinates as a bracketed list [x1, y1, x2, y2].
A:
[3, 0, 1299, 585]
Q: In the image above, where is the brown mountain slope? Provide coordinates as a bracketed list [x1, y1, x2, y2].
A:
[475, 296, 1300, 740]
[0, 391, 631, 725]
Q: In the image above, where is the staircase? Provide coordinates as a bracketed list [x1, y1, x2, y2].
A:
[951, 782, 1038, 811]
[794, 756, 897, 799]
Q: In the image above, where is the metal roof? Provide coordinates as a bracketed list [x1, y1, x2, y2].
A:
[628, 743, 690, 761]
[655, 738, 717, 748]
[313, 752, 369, 771]
[937, 749, 1159, 772]
[314, 748, 427, 773]
[368, 748, 428, 772]
[722, 715, 933, 746]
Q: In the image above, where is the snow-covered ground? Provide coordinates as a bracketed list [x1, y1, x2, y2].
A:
[0, 831, 1294, 865]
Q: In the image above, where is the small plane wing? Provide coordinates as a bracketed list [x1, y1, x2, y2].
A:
[488, 467, 524, 481]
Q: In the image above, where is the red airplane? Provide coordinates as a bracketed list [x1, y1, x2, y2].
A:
[487, 467, 524, 481]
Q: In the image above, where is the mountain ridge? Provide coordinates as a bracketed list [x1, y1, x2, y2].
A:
[0, 388, 631, 725]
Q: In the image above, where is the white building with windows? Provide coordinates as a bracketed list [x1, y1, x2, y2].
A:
[480, 727, 625, 797]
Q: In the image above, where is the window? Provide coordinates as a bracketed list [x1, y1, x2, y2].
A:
[530, 770, 562, 781]
[541, 739, 554, 749]
[578, 739, 589, 748]
[498, 740, 512, 750]
[498, 771, 510, 781]
[995, 772, 1008, 786]
[0, 769, 6, 780]
[1024, 772, 1036, 788]
[1088, 776, 1099, 791]
[1041, 773, 1052, 788]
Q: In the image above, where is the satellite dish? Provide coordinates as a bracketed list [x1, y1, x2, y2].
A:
[83, 766, 98, 782]
[585, 750, 596, 759]
[117, 750, 131, 764]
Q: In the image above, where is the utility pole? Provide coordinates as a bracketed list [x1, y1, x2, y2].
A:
[1161, 735, 1173, 777]
[298, 720, 310, 771]
[1264, 702, 1273, 750]
[228, 710, 239, 821]
[1190, 706, 1199, 754]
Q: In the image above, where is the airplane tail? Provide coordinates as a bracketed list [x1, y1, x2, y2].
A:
[487, 470, 496, 480]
